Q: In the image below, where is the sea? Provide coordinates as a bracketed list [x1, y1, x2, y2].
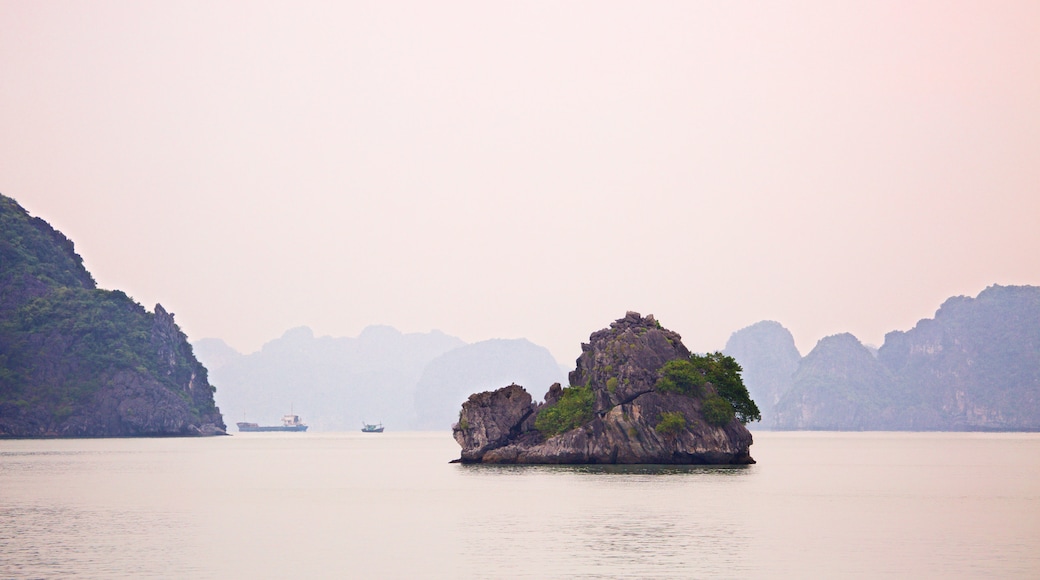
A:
[1, 431, 1038, 579]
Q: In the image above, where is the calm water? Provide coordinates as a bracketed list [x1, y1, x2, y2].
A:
[2, 432, 1038, 579]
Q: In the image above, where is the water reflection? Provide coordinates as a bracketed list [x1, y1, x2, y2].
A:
[455, 461, 753, 578]
[456, 462, 752, 477]
[452, 459, 755, 577]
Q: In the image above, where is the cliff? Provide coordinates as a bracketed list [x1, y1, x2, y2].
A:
[874, 285, 1040, 430]
[452, 312, 755, 464]
[745, 285, 1040, 431]
[0, 194, 225, 437]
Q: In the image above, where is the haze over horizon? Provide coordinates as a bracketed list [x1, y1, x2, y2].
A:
[3, 1, 1038, 364]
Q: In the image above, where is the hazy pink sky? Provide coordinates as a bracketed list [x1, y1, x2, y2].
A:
[2, 1, 1039, 363]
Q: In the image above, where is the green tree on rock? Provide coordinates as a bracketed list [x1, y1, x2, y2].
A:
[691, 352, 761, 424]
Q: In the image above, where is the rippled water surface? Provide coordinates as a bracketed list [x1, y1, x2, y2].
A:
[2, 432, 1038, 578]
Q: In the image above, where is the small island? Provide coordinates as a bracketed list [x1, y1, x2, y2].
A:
[453, 312, 758, 464]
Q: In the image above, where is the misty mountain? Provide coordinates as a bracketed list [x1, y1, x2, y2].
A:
[192, 337, 243, 372]
[730, 285, 1040, 431]
[874, 285, 1040, 430]
[196, 328, 565, 431]
[723, 320, 801, 428]
[412, 339, 566, 430]
[198, 326, 463, 431]
[773, 333, 909, 430]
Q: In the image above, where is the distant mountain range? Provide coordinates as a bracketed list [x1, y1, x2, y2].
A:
[203, 284, 1039, 433]
[194, 327, 566, 432]
[726, 285, 1040, 431]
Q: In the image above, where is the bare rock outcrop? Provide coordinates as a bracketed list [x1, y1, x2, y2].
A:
[453, 312, 755, 464]
[455, 384, 536, 462]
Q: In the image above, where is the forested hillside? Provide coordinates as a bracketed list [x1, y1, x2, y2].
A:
[0, 194, 225, 437]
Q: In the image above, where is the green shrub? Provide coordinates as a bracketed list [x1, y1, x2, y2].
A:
[655, 354, 761, 424]
[702, 395, 735, 426]
[691, 352, 761, 424]
[655, 359, 705, 396]
[606, 377, 618, 393]
[655, 411, 687, 436]
[535, 385, 594, 437]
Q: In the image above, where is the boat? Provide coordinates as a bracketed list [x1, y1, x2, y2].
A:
[237, 411, 308, 432]
[361, 422, 384, 433]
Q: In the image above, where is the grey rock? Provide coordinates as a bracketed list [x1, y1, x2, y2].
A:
[453, 384, 535, 462]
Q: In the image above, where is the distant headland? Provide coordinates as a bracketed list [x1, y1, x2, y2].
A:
[0, 194, 225, 437]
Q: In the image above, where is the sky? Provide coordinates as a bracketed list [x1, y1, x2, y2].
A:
[2, 1, 1039, 365]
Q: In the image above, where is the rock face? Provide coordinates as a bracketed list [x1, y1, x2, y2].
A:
[453, 312, 755, 464]
[0, 194, 225, 437]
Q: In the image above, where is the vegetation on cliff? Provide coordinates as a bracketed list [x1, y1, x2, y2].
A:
[655, 359, 704, 396]
[655, 353, 760, 424]
[702, 395, 735, 426]
[654, 411, 687, 435]
[691, 352, 761, 424]
[0, 197, 95, 302]
[533, 384, 593, 437]
[5, 288, 154, 413]
[0, 194, 224, 437]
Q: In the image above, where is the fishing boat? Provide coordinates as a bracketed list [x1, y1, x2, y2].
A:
[361, 422, 384, 433]
[237, 410, 308, 432]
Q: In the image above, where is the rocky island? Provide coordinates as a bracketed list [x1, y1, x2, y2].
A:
[0, 194, 225, 437]
[453, 312, 758, 464]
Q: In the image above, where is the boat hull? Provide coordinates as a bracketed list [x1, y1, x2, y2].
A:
[237, 422, 308, 432]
